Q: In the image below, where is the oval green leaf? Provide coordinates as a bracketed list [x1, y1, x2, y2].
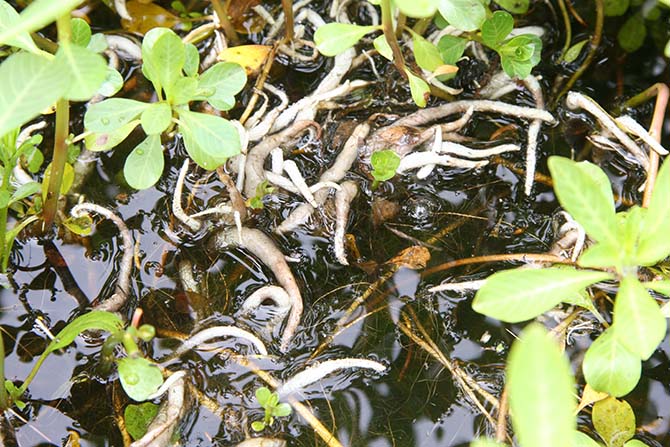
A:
[473, 267, 612, 323]
[85, 120, 140, 152]
[507, 324, 576, 447]
[592, 397, 635, 447]
[412, 33, 444, 72]
[437, 0, 486, 32]
[85, 98, 149, 133]
[636, 157, 670, 265]
[123, 135, 164, 190]
[46, 311, 123, 354]
[314, 23, 378, 56]
[481, 11, 514, 48]
[140, 102, 172, 135]
[583, 327, 641, 397]
[612, 276, 666, 360]
[197, 62, 247, 111]
[0, 0, 39, 53]
[394, 0, 438, 18]
[373, 35, 393, 60]
[573, 431, 602, 447]
[178, 110, 241, 170]
[55, 42, 107, 102]
[118, 357, 164, 402]
[406, 69, 430, 107]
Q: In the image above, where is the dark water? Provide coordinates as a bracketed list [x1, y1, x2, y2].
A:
[2, 1, 670, 446]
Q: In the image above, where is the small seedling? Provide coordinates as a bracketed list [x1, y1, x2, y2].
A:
[370, 150, 400, 188]
[251, 387, 292, 432]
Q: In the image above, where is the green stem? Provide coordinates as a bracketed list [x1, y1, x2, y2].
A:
[17, 351, 49, 396]
[556, 0, 573, 61]
[0, 162, 11, 273]
[42, 15, 72, 228]
[380, 0, 407, 79]
[0, 327, 7, 410]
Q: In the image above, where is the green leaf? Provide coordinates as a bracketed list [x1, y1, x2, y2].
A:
[178, 110, 241, 170]
[563, 40, 588, 63]
[406, 69, 430, 107]
[499, 34, 542, 78]
[548, 157, 618, 245]
[85, 99, 149, 133]
[573, 431, 602, 447]
[563, 290, 606, 324]
[578, 241, 622, 269]
[255, 387, 272, 406]
[141, 28, 172, 88]
[371, 150, 400, 182]
[118, 357, 164, 402]
[592, 397, 635, 447]
[171, 77, 198, 105]
[124, 402, 160, 440]
[9, 182, 40, 205]
[472, 267, 612, 323]
[612, 276, 666, 360]
[140, 102, 172, 135]
[314, 23, 378, 56]
[85, 120, 140, 152]
[97, 66, 124, 98]
[197, 62, 247, 111]
[123, 135, 164, 190]
[493, 0, 530, 14]
[251, 421, 265, 432]
[623, 441, 649, 447]
[63, 214, 92, 236]
[643, 280, 670, 297]
[373, 35, 393, 60]
[183, 42, 199, 77]
[507, 324, 576, 447]
[437, 35, 468, 65]
[272, 402, 292, 417]
[71, 17, 91, 47]
[0, 52, 68, 139]
[55, 42, 108, 101]
[0, 0, 83, 47]
[617, 15, 646, 53]
[437, 0, 486, 32]
[604, 0, 630, 16]
[481, 11, 514, 48]
[394, 0, 438, 17]
[87, 33, 108, 53]
[412, 33, 444, 72]
[636, 157, 670, 265]
[0, 1, 39, 53]
[46, 311, 123, 354]
[583, 328, 641, 397]
[149, 30, 185, 98]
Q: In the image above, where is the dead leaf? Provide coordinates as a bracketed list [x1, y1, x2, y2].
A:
[121, 1, 179, 35]
[433, 64, 459, 76]
[576, 383, 609, 414]
[388, 246, 430, 270]
[228, 0, 264, 33]
[218, 45, 272, 76]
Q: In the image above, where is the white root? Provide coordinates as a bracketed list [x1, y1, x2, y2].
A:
[248, 84, 290, 142]
[240, 286, 292, 324]
[209, 227, 303, 352]
[146, 371, 187, 400]
[397, 152, 488, 173]
[265, 171, 300, 194]
[70, 203, 133, 313]
[276, 123, 370, 234]
[391, 99, 557, 128]
[615, 115, 669, 155]
[173, 160, 202, 232]
[429, 280, 486, 293]
[104, 35, 141, 61]
[271, 148, 284, 174]
[113, 0, 132, 21]
[277, 358, 386, 397]
[129, 372, 187, 447]
[170, 326, 268, 358]
[283, 160, 318, 207]
[565, 91, 649, 169]
[440, 142, 520, 158]
[523, 75, 546, 196]
[334, 181, 357, 265]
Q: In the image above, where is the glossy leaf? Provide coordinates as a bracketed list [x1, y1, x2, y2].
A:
[85, 120, 140, 152]
[124, 402, 159, 440]
[118, 357, 164, 401]
[437, 35, 467, 65]
[56, 42, 108, 101]
[548, 157, 618, 245]
[412, 33, 443, 72]
[371, 150, 400, 182]
[494, 0, 530, 14]
[612, 276, 666, 360]
[121, 0, 179, 35]
[45, 311, 123, 354]
[71, 17, 91, 47]
[0, 0, 83, 47]
[623, 441, 649, 447]
[583, 328, 641, 397]
[481, 11, 513, 48]
[437, 0, 486, 32]
[604, 0, 630, 16]
[406, 69, 430, 107]
[473, 267, 611, 323]
[87, 33, 108, 53]
[592, 397, 635, 447]
[97, 66, 124, 98]
[178, 110, 241, 170]
[617, 15, 646, 53]
[394, 0, 438, 18]
[0, 0, 39, 53]
[636, 157, 670, 265]
[563, 40, 588, 63]
[578, 241, 622, 269]
[507, 324, 576, 447]
[197, 62, 247, 111]
[373, 35, 393, 60]
[141, 27, 175, 92]
[149, 30, 185, 97]
[85, 99, 149, 133]
[0, 52, 68, 138]
[140, 102, 172, 135]
[123, 135, 164, 190]
[314, 23, 378, 56]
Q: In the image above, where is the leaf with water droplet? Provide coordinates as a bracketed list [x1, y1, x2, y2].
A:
[124, 134, 164, 190]
[118, 357, 163, 401]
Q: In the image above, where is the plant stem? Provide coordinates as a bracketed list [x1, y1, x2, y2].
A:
[556, 0, 572, 61]
[42, 15, 72, 228]
[282, 0, 294, 42]
[380, 0, 407, 79]
[211, 0, 239, 45]
[0, 327, 7, 410]
[0, 162, 11, 272]
[17, 351, 49, 396]
[641, 83, 669, 207]
[421, 253, 574, 278]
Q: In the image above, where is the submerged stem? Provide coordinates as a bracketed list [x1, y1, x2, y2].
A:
[0, 327, 7, 410]
[380, 0, 407, 79]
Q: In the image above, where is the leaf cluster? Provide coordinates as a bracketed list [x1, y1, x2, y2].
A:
[251, 387, 292, 432]
[84, 27, 247, 189]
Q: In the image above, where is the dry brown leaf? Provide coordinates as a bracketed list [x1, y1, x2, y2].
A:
[433, 64, 459, 76]
[388, 246, 431, 270]
[121, 1, 179, 35]
[576, 383, 609, 415]
[218, 45, 272, 76]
